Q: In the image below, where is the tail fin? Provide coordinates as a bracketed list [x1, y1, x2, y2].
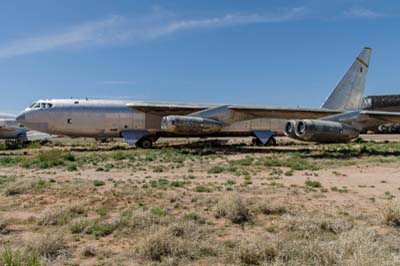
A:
[321, 47, 372, 110]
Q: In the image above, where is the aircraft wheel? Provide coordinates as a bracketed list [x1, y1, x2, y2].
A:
[265, 137, 277, 146]
[252, 138, 263, 146]
[138, 138, 153, 149]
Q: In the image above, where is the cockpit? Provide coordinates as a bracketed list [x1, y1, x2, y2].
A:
[29, 101, 53, 109]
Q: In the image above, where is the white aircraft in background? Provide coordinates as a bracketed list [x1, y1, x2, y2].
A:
[0, 113, 50, 145]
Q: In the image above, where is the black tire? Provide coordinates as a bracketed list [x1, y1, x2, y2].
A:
[138, 138, 153, 149]
[265, 137, 277, 146]
[252, 138, 264, 146]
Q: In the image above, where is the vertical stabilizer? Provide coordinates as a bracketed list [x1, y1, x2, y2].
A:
[321, 47, 372, 110]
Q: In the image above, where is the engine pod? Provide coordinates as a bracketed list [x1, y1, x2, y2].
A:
[294, 119, 359, 143]
[284, 120, 300, 139]
[161, 115, 223, 134]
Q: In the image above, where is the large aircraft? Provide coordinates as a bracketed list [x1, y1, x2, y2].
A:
[361, 94, 400, 133]
[0, 113, 30, 143]
[17, 47, 399, 147]
[0, 113, 49, 144]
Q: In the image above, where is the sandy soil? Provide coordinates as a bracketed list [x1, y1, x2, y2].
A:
[1, 136, 400, 265]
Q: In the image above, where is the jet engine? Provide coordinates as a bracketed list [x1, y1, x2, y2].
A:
[161, 115, 223, 134]
[286, 119, 359, 143]
[284, 120, 301, 140]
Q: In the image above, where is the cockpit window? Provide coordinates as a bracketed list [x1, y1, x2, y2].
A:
[29, 101, 53, 109]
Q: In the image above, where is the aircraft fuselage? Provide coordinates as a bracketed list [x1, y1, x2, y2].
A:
[17, 99, 285, 141]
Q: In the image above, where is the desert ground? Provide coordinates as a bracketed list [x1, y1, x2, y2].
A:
[1, 135, 400, 266]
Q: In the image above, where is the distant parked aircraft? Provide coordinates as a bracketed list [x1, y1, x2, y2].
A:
[362, 94, 400, 133]
[17, 47, 398, 147]
[0, 113, 50, 144]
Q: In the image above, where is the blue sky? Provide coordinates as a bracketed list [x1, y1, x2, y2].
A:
[0, 0, 399, 113]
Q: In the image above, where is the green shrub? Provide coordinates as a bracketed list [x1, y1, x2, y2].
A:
[208, 166, 224, 174]
[63, 153, 75, 162]
[0, 246, 41, 266]
[93, 180, 106, 187]
[153, 166, 164, 173]
[305, 180, 322, 188]
[150, 208, 166, 217]
[170, 181, 185, 187]
[97, 208, 107, 217]
[87, 221, 115, 237]
[32, 179, 48, 189]
[67, 163, 78, 171]
[195, 186, 210, 193]
[70, 218, 90, 234]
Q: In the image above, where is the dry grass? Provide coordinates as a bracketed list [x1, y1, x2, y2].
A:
[26, 231, 68, 260]
[257, 201, 288, 216]
[4, 181, 31, 196]
[215, 193, 250, 225]
[136, 220, 217, 263]
[235, 238, 278, 265]
[383, 202, 400, 227]
[1, 139, 400, 265]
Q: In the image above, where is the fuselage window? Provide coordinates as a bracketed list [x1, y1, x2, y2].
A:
[67, 119, 72, 124]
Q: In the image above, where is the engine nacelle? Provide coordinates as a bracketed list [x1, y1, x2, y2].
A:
[291, 119, 359, 143]
[161, 115, 223, 134]
[284, 120, 301, 140]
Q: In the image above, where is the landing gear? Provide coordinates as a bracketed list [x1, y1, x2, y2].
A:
[266, 136, 277, 146]
[252, 136, 277, 146]
[137, 138, 153, 149]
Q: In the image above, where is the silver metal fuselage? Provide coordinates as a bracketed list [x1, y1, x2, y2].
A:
[17, 99, 285, 139]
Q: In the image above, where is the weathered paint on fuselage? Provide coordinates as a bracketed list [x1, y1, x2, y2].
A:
[19, 99, 148, 138]
[18, 99, 286, 139]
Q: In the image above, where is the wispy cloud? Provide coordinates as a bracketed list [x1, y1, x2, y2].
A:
[344, 7, 384, 18]
[0, 7, 305, 59]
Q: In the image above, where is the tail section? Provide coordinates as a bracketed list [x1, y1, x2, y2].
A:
[321, 47, 372, 110]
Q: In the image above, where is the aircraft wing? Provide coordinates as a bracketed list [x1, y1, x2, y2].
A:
[128, 102, 343, 121]
[228, 106, 341, 120]
[126, 102, 214, 116]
